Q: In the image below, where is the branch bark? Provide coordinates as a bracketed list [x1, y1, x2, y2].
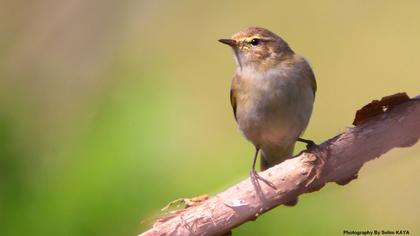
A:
[139, 94, 420, 236]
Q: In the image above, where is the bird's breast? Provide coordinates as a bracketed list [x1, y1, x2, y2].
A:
[236, 68, 296, 119]
[234, 67, 314, 148]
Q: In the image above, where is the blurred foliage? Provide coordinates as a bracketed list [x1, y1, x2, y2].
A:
[0, 0, 419, 235]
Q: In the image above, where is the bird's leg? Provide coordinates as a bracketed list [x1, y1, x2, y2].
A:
[297, 137, 317, 150]
[250, 147, 276, 189]
[250, 147, 260, 179]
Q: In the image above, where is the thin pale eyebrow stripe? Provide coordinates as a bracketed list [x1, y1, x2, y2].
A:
[243, 36, 272, 42]
[243, 38, 272, 44]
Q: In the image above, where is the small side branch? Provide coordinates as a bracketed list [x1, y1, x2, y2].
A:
[139, 94, 420, 236]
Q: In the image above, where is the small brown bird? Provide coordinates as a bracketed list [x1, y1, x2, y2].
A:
[219, 27, 316, 179]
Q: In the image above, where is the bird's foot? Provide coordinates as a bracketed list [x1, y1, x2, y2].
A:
[250, 169, 277, 190]
[297, 137, 318, 151]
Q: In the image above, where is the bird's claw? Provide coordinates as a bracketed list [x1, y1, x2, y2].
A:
[297, 138, 319, 151]
[250, 169, 277, 190]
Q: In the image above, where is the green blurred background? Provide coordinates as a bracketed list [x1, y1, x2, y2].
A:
[1, 0, 419, 235]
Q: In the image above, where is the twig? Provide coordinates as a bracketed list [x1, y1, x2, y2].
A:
[139, 94, 420, 236]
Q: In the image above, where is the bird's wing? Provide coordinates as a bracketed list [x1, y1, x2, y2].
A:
[299, 55, 317, 96]
[230, 76, 239, 121]
[308, 69, 317, 96]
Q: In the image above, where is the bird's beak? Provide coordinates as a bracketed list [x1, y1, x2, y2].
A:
[218, 38, 237, 47]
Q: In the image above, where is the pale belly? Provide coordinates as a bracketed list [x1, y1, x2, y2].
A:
[235, 76, 314, 150]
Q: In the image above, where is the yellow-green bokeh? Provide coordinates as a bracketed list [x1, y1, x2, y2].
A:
[0, 1, 419, 235]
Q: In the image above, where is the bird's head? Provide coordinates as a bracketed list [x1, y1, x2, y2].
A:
[219, 27, 293, 70]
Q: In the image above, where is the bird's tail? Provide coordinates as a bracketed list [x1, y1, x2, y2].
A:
[260, 144, 295, 171]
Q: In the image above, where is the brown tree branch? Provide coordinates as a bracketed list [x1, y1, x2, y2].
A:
[139, 94, 420, 236]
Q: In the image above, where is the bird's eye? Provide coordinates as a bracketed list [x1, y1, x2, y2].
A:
[250, 38, 260, 46]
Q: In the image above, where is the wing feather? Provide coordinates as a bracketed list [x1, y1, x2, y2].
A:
[309, 70, 317, 96]
[230, 76, 239, 121]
